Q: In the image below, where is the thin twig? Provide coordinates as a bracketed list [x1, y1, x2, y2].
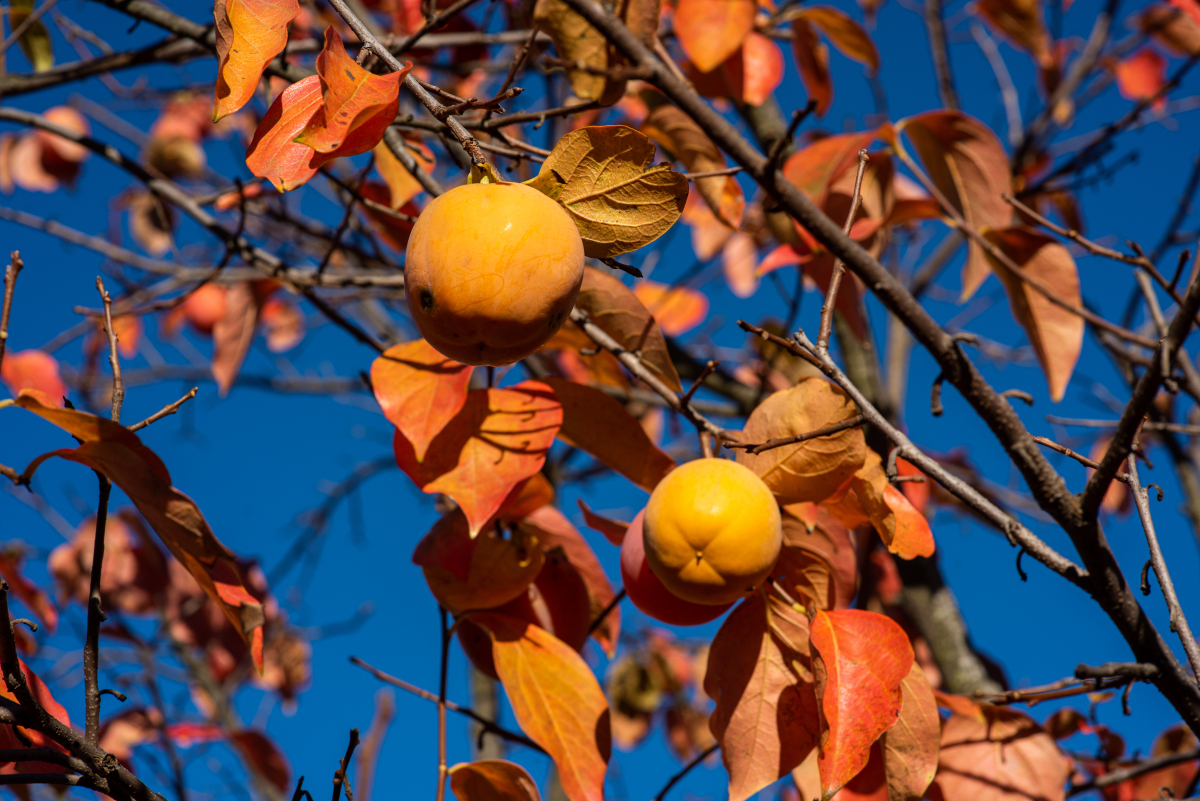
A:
[586, 589, 626, 638]
[436, 607, 449, 801]
[725, 414, 866, 455]
[653, 743, 718, 801]
[1031, 436, 1132, 485]
[331, 729, 360, 801]
[127, 388, 198, 432]
[817, 150, 868, 353]
[0, 252, 23, 374]
[95, 278, 124, 422]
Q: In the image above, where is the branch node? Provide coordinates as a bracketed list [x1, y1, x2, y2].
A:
[931, 372, 945, 417]
[1141, 559, 1154, 595]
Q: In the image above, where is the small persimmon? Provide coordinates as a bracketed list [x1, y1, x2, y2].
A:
[621, 511, 732, 625]
[404, 182, 585, 366]
[643, 459, 782, 605]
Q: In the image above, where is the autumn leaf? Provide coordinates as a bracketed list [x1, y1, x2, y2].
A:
[541, 378, 675, 492]
[721, 233, 759, 298]
[413, 508, 544, 614]
[793, 18, 833, 116]
[245, 29, 410, 191]
[294, 28, 405, 154]
[575, 266, 683, 392]
[358, 182, 420, 251]
[736, 377, 868, 504]
[0, 658, 71, 774]
[516, 505, 620, 657]
[1, 349, 66, 404]
[705, 592, 820, 801]
[211, 281, 261, 397]
[213, 0, 301, 121]
[783, 131, 879, 213]
[0, 550, 58, 634]
[691, 33, 786, 107]
[896, 110, 1012, 298]
[673, 0, 756, 72]
[5, 391, 267, 670]
[374, 137, 435, 209]
[1142, 3, 1200, 56]
[810, 608, 914, 798]
[880, 663, 939, 801]
[372, 339, 473, 463]
[1114, 48, 1168, 110]
[393, 382, 562, 536]
[259, 296, 304, 353]
[450, 760, 542, 801]
[534, 0, 624, 105]
[1105, 724, 1199, 801]
[981, 227, 1083, 402]
[537, 126, 687, 258]
[776, 511, 857, 611]
[468, 613, 611, 801]
[931, 705, 1069, 801]
[825, 450, 935, 560]
[632, 280, 709, 336]
[9, 0, 53, 72]
[642, 104, 744, 228]
[975, 0, 1052, 67]
[577, 499, 629, 546]
[230, 730, 292, 795]
[791, 7, 880, 73]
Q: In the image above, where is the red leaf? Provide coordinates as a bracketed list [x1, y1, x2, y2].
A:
[393, 382, 562, 535]
[1114, 47, 1168, 110]
[230, 729, 292, 796]
[706, 592, 820, 801]
[793, 19, 833, 117]
[0, 659, 72, 774]
[577, 500, 628, 546]
[468, 613, 610, 801]
[810, 608, 914, 797]
[372, 339, 473, 463]
[0, 551, 57, 634]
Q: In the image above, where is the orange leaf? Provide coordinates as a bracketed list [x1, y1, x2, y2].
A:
[496, 473, 556, 521]
[393, 382, 562, 536]
[372, 339, 473, 463]
[1114, 47, 1168, 109]
[982, 227, 1083, 402]
[736, 377, 868, 504]
[213, 0, 300, 121]
[577, 499, 628, 546]
[294, 28, 406, 154]
[723, 232, 759, 298]
[212, 281, 261, 397]
[0, 550, 57, 634]
[449, 759, 542, 801]
[575, 267, 682, 392]
[777, 510, 857, 611]
[794, 6, 880, 73]
[932, 690, 985, 721]
[975, 0, 1052, 66]
[245, 76, 326, 190]
[823, 451, 935, 559]
[757, 242, 810, 278]
[673, 0, 756, 72]
[810, 608, 914, 798]
[793, 19, 833, 117]
[230, 729, 292, 795]
[897, 111, 1012, 299]
[783, 130, 879, 211]
[705, 592, 820, 801]
[373, 136, 435, 208]
[541, 377, 675, 491]
[632, 280, 709, 336]
[742, 32, 786, 105]
[413, 508, 544, 614]
[1, 350, 66, 405]
[880, 663, 939, 801]
[682, 189, 734, 261]
[517, 505, 620, 657]
[932, 705, 1069, 801]
[468, 613, 610, 801]
[7, 392, 267, 670]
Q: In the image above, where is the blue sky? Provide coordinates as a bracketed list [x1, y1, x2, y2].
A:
[1, 0, 1199, 799]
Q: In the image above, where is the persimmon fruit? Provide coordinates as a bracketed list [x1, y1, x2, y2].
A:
[620, 511, 732, 625]
[643, 458, 782, 605]
[404, 181, 585, 366]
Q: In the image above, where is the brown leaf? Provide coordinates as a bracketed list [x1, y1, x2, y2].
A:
[575, 266, 683, 392]
[975, 0, 1051, 66]
[881, 663, 939, 801]
[793, 6, 880, 72]
[541, 377, 675, 491]
[1106, 724, 1199, 801]
[736, 378, 868, 504]
[49, 509, 168, 616]
[537, 126, 688, 258]
[982, 227, 1083, 402]
[1142, 4, 1200, 56]
[127, 191, 176, 257]
[230, 729, 292, 796]
[932, 705, 1069, 801]
[450, 759, 542, 801]
[642, 104, 744, 227]
[468, 613, 611, 801]
[211, 281, 261, 397]
[706, 592, 820, 801]
[776, 510, 857, 611]
[534, 0, 624, 104]
[897, 111, 1012, 298]
[793, 19, 834, 117]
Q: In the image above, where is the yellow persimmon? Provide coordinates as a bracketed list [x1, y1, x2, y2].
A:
[643, 458, 782, 605]
[404, 182, 585, 366]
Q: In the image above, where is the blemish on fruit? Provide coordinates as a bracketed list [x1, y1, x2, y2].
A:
[419, 289, 435, 313]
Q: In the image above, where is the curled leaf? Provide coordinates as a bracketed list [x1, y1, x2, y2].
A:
[213, 0, 301, 121]
[449, 760, 542, 801]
